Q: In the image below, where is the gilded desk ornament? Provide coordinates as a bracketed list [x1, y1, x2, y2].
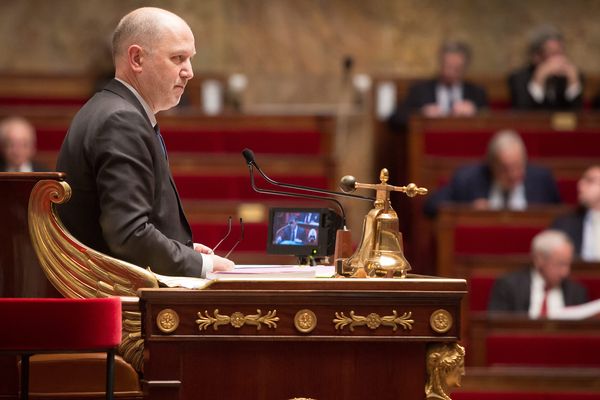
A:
[333, 310, 413, 332]
[430, 309, 453, 334]
[425, 343, 465, 400]
[157, 308, 180, 333]
[28, 179, 160, 374]
[196, 309, 279, 331]
[338, 169, 427, 278]
[294, 309, 317, 333]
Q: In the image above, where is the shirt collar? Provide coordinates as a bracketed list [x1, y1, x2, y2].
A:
[115, 78, 157, 127]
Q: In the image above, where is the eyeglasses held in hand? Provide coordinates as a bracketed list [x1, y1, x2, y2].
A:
[212, 216, 244, 259]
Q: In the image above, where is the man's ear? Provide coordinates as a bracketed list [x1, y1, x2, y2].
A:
[128, 45, 144, 73]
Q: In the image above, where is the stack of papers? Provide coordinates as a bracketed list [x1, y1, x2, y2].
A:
[206, 265, 336, 280]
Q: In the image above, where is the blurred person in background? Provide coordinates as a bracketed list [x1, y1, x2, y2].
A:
[488, 229, 588, 318]
[0, 116, 45, 172]
[552, 165, 600, 261]
[509, 25, 583, 110]
[388, 40, 488, 132]
[424, 129, 560, 217]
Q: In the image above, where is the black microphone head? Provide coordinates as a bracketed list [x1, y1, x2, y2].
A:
[339, 175, 357, 193]
[242, 148, 256, 165]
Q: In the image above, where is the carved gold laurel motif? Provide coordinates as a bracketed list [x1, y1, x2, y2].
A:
[430, 309, 453, 334]
[294, 309, 317, 333]
[196, 309, 279, 331]
[157, 308, 180, 333]
[333, 310, 414, 332]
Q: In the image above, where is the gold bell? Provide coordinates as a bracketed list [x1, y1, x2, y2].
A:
[339, 168, 427, 278]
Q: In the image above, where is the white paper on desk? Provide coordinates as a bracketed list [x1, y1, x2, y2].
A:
[152, 272, 212, 289]
[548, 298, 600, 320]
[207, 265, 335, 280]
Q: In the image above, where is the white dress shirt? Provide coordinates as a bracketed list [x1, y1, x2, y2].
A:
[435, 84, 463, 115]
[581, 210, 600, 262]
[488, 183, 527, 210]
[529, 269, 565, 319]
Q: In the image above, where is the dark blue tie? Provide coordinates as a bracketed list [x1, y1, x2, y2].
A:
[154, 124, 168, 159]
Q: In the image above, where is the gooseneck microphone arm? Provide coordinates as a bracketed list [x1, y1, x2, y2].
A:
[242, 148, 375, 203]
[246, 164, 348, 226]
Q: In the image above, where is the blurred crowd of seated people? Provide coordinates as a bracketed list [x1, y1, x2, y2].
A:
[424, 129, 560, 217]
[488, 229, 588, 318]
[0, 116, 45, 172]
[389, 24, 587, 134]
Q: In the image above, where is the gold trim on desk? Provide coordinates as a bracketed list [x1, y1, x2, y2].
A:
[333, 310, 414, 332]
[196, 309, 280, 331]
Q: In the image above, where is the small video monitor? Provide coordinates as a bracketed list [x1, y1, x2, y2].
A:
[266, 207, 342, 257]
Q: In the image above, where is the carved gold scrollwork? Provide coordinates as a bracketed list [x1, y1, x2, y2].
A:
[157, 308, 180, 333]
[119, 311, 144, 373]
[333, 310, 414, 332]
[430, 309, 453, 334]
[425, 342, 465, 400]
[196, 309, 279, 331]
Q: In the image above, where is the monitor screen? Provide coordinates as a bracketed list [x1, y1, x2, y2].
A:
[271, 211, 320, 246]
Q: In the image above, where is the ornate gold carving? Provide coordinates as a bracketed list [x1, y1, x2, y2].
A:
[430, 309, 453, 334]
[196, 309, 279, 331]
[425, 343, 465, 400]
[289, 398, 317, 400]
[119, 310, 144, 373]
[294, 309, 317, 333]
[157, 308, 180, 333]
[27, 179, 161, 373]
[27, 180, 159, 299]
[333, 310, 414, 332]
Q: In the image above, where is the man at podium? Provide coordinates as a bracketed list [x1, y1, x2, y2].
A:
[56, 7, 233, 278]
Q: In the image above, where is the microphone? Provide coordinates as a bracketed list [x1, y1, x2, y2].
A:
[243, 148, 369, 261]
[242, 148, 374, 203]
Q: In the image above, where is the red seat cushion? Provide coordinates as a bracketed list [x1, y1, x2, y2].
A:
[486, 334, 600, 367]
[0, 297, 121, 351]
[454, 226, 542, 255]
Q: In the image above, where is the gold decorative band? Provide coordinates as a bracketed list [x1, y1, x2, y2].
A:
[333, 310, 414, 332]
[157, 308, 180, 334]
[294, 309, 317, 333]
[430, 309, 453, 334]
[196, 309, 279, 331]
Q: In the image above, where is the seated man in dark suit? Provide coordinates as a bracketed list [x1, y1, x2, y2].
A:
[0, 116, 46, 172]
[388, 40, 488, 132]
[551, 165, 600, 261]
[424, 130, 561, 217]
[488, 229, 588, 318]
[277, 218, 307, 245]
[508, 25, 583, 110]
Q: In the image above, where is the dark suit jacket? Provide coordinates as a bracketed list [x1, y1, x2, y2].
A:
[57, 79, 205, 277]
[424, 162, 561, 217]
[279, 225, 307, 243]
[551, 207, 587, 256]
[488, 267, 589, 313]
[508, 64, 583, 110]
[388, 79, 488, 132]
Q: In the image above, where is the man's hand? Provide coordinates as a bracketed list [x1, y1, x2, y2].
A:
[472, 198, 490, 210]
[212, 255, 235, 271]
[193, 242, 214, 254]
[421, 103, 444, 118]
[452, 100, 476, 116]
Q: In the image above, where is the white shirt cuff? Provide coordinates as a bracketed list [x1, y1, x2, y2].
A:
[566, 82, 582, 101]
[527, 81, 545, 103]
[200, 253, 214, 278]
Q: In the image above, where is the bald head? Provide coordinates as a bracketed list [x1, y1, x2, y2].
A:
[111, 7, 195, 113]
[0, 116, 36, 169]
[112, 7, 191, 62]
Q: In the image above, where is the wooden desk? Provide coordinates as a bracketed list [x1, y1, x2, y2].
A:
[139, 278, 467, 400]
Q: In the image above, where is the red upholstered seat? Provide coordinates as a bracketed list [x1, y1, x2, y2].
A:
[454, 225, 542, 255]
[486, 334, 600, 367]
[0, 297, 122, 400]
